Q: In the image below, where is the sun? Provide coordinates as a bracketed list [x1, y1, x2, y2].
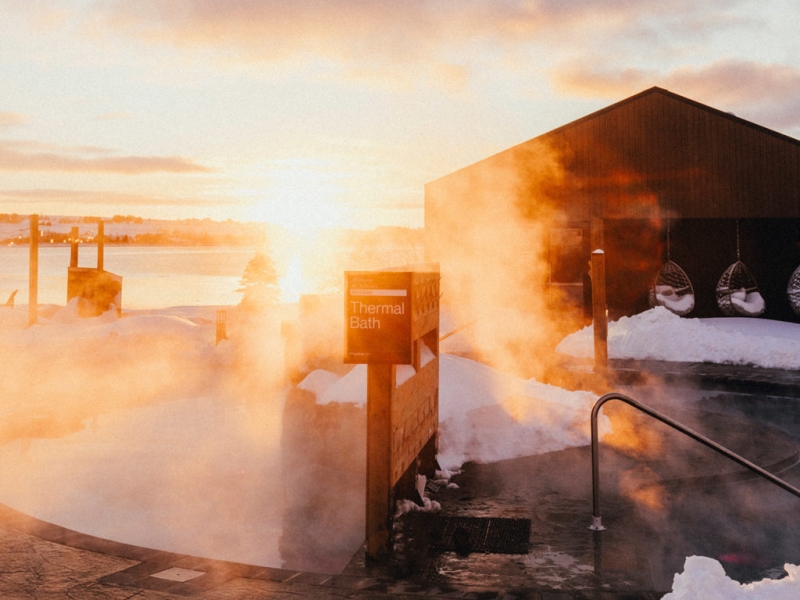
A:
[279, 254, 307, 303]
[246, 158, 349, 237]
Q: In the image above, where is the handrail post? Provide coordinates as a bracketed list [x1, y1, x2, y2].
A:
[590, 396, 606, 530]
[590, 392, 800, 531]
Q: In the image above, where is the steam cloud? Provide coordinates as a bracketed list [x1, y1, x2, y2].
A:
[425, 138, 584, 381]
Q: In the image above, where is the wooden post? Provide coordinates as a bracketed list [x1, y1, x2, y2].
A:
[70, 226, 79, 268]
[366, 363, 394, 561]
[97, 221, 104, 271]
[215, 310, 227, 345]
[346, 268, 439, 562]
[28, 214, 38, 327]
[591, 249, 608, 374]
[591, 217, 605, 251]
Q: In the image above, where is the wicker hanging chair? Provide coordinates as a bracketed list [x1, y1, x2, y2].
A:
[649, 260, 695, 315]
[787, 265, 800, 316]
[716, 222, 765, 317]
[648, 222, 695, 316]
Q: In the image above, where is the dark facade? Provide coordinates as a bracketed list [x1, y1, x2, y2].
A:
[425, 87, 800, 323]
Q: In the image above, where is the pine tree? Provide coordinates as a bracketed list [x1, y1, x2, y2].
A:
[238, 251, 280, 311]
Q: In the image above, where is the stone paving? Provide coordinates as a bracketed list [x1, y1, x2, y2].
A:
[1, 360, 799, 599]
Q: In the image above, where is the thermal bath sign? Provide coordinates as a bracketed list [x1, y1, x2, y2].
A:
[345, 271, 414, 364]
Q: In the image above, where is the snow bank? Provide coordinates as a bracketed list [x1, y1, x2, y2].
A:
[302, 353, 607, 472]
[0, 306, 29, 329]
[297, 369, 342, 397]
[436, 355, 605, 470]
[0, 304, 218, 422]
[664, 557, 800, 599]
[556, 306, 800, 370]
[4, 309, 211, 356]
[317, 364, 367, 406]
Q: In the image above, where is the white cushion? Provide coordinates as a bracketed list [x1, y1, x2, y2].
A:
[655, 285, 675, 297]
[657, 292, 695, 316]
[730, 288, 747, 301]
[730, 291, 765, 316]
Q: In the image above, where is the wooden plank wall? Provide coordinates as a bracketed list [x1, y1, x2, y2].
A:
[535, 89, 800, 221]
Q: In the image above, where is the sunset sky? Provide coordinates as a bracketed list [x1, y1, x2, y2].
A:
[1, 0, 799, 230]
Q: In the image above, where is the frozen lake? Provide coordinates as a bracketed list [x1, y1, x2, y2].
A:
[0, 245, 254, 309]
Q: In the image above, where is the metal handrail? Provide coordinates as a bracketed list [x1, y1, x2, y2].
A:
[590, 392, 800, 531]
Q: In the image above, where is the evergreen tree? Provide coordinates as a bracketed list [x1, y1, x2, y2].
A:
[238, 251, 279, 311]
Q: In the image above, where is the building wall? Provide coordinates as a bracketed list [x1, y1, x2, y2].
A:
[665, 218, 800, 322]
[543, 88, 800, 220]
[424, 88, 800, 325]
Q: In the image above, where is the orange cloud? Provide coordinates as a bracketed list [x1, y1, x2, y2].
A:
[5, 0, 748, 98]
[0, 112, 30, 129]
[88, 0, 737, 59]
[92, 1, 535, 51]
[74, 1, 590, 90]
[551, 65, 652, 98]
[662, 61, 800, 107]
[73, 0, 748, 98]
[552, 59, 800, 131]
[0, 188, 238, 208]
[0, 140, 212, 174]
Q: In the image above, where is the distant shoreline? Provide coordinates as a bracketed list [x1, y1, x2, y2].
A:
[3, 241, 257, 247]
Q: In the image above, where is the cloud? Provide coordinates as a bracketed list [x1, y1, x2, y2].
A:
[61, 0, 664, 93]
[0, 112, 30, 129]
[91, 0, 529, 52]
[86, 0, 739, 57]
[94, 111, 133, 122]
[551, 59, 800, 133]
[0, 188, 238, 208]
[0, 0, 72, 32]
[0, 140, 212, 174]
[4, 0, 753, 96]
[83, 0, 761, 106]
[348, 198, 422, 211]
[663, 61, 800, 111]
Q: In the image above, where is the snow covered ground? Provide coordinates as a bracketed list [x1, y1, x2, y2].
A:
[304, 352, 605, 472]
[1, 302, 799, 596]
[556, 305, 800, 370]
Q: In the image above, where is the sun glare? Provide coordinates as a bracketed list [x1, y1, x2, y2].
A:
[247, 159, 348, 237]
[279, 254, 307, 304]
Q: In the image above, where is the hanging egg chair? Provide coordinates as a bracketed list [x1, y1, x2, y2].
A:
[649, 260, 695, 315]
[787, 265, 800, 316]
[648, 221, 695, 316]
[716, 222, 765, 317]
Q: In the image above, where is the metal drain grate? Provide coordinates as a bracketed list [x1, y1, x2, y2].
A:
[151, 567, 205, 582]
[402, 514, 530, 555]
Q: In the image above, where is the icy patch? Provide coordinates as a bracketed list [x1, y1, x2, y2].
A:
[521, 549, 594, 586]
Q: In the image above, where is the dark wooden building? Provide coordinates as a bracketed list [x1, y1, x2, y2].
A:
[425, 87, 800, 325]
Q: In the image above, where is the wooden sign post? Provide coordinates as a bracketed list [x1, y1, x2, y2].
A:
[345, 267, 439, 561]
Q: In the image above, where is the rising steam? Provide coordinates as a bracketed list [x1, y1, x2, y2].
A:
[425, 138, 583, 380]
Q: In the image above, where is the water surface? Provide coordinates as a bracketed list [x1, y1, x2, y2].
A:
[0, 245, 254, 309]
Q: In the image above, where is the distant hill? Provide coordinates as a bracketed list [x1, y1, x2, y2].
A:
[0, 214, 268, 246]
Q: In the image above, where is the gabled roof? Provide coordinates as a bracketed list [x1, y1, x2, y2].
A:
[427, 87, 800, 220]
[546, 86, 800, 149]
